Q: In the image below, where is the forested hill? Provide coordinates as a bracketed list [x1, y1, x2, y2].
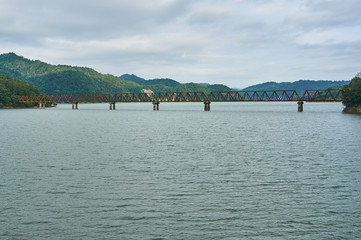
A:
[0, 73, 42, 108]
[120, 74, 181, 87]
[0, 53, 232, 95]
[243, 80, 350, 92]
[0, 53, 143, 94]
[119, 74, 231, 92]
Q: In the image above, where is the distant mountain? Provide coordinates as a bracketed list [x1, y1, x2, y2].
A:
[6, 52, 347, 96]
[243, 80, 350, 92]
[0, 53, 232, 95]
[0, 53, 142, 94]
[120, 74, 147, 84]
[120, 74, 181, 87]
[120, 74, 232, 92]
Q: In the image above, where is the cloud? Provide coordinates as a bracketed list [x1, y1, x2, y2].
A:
[0, 0, 360, 88]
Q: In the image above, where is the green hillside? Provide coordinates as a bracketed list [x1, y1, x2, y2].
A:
[0, 73, 42, 108]
[0, 53, 232, 95]
[0, 53, 142, 94]
[120, 74, 231, 92]
[243, 80, 350, 92]
[120, 74, 181, 87]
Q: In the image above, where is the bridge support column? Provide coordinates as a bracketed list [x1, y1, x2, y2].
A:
[297, 101, 304, 112]
[72, 102, 78, 110]
[153, 101, 160, 111]
[204, 101, 211, 111]
[39, 102, 46, 109]
[109, 102, 116, 110]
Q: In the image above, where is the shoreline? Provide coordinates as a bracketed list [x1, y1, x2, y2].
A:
[1, 104, 57, 109]
[1, 106, 56, 109]
[343, 105, 361, 114]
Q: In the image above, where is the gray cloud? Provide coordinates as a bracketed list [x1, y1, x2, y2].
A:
[0, 0, 360, 88]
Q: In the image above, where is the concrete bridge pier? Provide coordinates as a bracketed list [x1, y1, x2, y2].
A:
[153, 101, 160, 111]
[39, 102, 46, 109]
[298, 101, 304, 112]
[109, 102, 116, 110]
[204, 101, 211, 111]
[72, 102, 78, 110]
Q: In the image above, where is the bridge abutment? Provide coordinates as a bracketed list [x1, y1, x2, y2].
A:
[204, 101, 211, 111]
[153, 101, 160, 111]
[298, 101, 304, 112]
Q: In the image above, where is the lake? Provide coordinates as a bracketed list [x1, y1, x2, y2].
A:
[1, 102, 360, 239]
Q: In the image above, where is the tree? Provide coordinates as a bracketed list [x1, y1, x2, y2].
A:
[342, 77, 361, 107]
[0, 73, 42, 108]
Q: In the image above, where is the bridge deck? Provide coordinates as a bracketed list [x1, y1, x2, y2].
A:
[18, 90, 343, 103]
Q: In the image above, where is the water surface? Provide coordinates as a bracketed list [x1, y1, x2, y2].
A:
[1, 102, 360, 239]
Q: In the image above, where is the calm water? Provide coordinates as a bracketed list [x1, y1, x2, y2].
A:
[1, 102, 360, 239]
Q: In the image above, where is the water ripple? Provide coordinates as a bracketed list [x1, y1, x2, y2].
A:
[1, 103, 360, 239]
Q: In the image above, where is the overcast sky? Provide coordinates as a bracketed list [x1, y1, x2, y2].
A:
[1, 0, 360, 88]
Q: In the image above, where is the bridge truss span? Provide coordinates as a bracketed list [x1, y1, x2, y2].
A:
[18, 89, 343, 112]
